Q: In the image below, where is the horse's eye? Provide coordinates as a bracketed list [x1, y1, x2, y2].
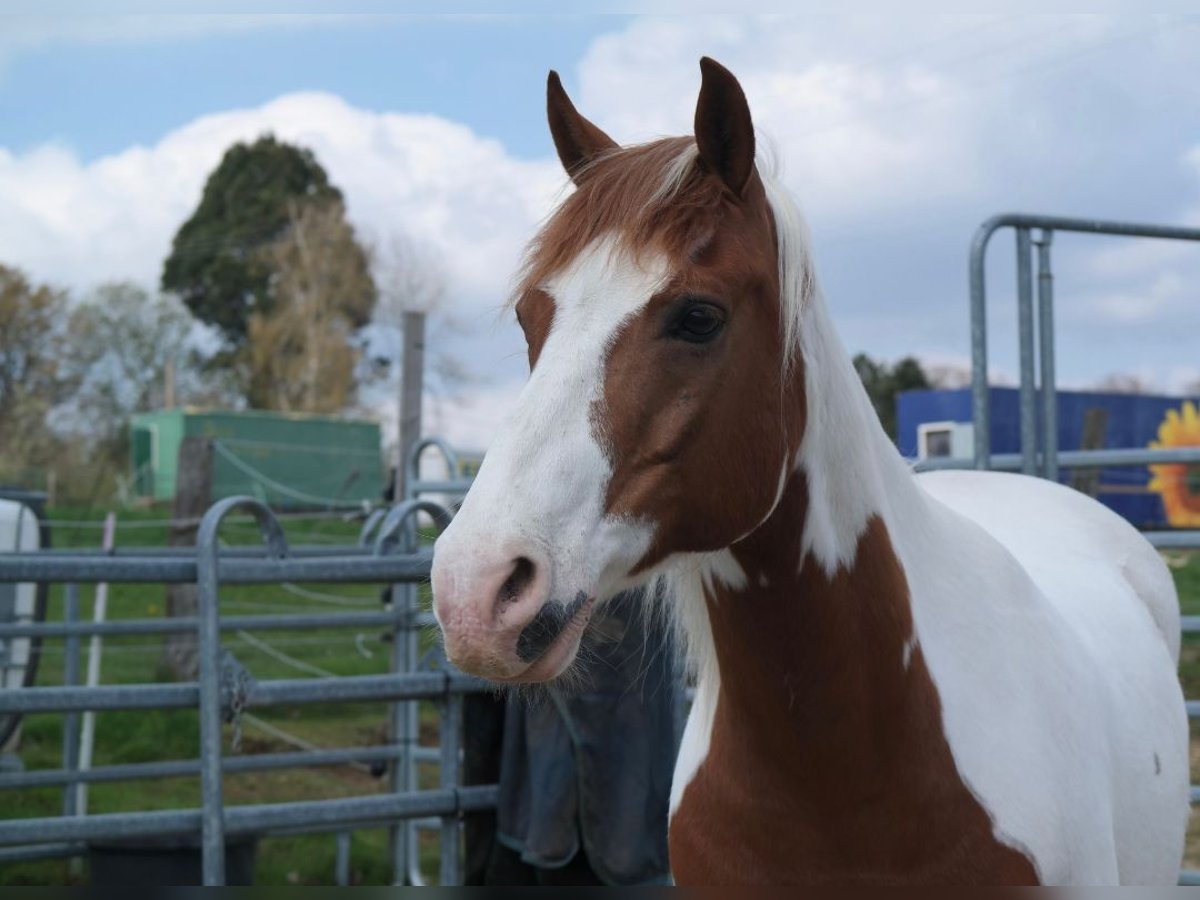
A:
[671, 302, 726, 343]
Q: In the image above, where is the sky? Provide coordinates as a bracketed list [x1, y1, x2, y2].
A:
[3, 12, 1200, 451]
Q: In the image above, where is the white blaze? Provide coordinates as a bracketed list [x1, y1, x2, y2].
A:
[433, 236, 667, 620]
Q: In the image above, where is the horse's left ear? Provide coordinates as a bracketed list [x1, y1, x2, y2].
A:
[694, 57, 756, 197]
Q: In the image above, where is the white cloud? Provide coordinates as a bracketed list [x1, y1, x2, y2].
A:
[0, 91, 563, 313]
[1085, 271, 1189, 324]
[570, 15, 1127, 221]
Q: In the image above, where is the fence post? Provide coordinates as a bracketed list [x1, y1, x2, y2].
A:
[195, 496, 289, 886]
[60, 584, 81, 820]
[162, 437, 213, 680]
[439, 685, 462, 886]
[1015, 227, 1038, 476]
[969, 224, 993, 469]
[1035, 230, 1057, 482]
[375, 498, 455, 886]
[396, 311, 426, 499]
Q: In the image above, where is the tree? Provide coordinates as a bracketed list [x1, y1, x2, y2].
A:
[161, 135, 373, 349]
[367, 231, 475, 463]
[1095, 372, 1153, 395]
[243, 199, 377, 412]
[0, 265, 77, 475]
[64, 283, 214, 479]
[924, 362, 972, 390]
[853, 353, 931, 440]
[369, 231, 467, 396]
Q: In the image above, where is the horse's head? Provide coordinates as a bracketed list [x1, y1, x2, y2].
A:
[433, 58, 807, 682]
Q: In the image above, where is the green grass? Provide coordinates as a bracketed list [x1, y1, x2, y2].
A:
[2, 504, 446, 886]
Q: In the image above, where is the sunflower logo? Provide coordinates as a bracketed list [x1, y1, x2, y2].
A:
[1148, 401, 1200, 527]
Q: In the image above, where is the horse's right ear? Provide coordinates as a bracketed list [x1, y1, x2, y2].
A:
[547, 71, 618, 184]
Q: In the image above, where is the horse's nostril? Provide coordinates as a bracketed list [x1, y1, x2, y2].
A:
[498, 556, 535, 606]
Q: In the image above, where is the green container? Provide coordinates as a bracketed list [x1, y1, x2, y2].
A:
[130, 409, 383, 508]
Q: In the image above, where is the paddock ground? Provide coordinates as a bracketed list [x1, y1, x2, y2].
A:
[2, 507, 1199, 885]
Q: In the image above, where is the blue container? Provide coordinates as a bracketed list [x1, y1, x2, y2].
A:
[897, 387, 1200, 530]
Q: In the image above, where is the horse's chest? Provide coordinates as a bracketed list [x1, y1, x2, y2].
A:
[668, 722, 1040, 886]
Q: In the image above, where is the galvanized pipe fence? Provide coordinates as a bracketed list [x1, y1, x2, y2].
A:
[0, 483, 490, 886]
[917, 213, 1200, 883]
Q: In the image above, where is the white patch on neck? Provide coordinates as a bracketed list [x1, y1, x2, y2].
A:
[761, 172, 910, 576]
[662, 549, 741, 818]
[902, 633, 918, 670]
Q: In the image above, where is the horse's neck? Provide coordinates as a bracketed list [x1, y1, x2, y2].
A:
[687, 291, 936, 780]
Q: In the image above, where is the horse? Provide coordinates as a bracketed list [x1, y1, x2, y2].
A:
[430, 57, 1188, 885]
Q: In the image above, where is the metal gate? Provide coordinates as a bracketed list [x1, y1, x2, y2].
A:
[0, 484, 490, 886]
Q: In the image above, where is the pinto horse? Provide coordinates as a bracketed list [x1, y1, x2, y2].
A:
[431, 58, 1188, 885]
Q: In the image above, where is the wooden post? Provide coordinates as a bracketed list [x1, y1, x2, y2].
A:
[1070, 407, 1109, 499]
[396, 311, 425, 498]
[160, 436, 212, 680]
[164, 359, 177, 410]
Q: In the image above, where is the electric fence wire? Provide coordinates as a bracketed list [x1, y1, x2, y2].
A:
[212, 440, 377, 511]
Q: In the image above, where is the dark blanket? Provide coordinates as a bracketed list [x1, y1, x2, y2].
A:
[490, 590, 680, 886]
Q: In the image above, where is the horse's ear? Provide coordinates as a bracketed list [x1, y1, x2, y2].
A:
[694, 57, 755, 197]
[547, 70, 618, 184]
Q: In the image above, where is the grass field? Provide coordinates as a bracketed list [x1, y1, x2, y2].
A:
[2, 508, 1200, 884]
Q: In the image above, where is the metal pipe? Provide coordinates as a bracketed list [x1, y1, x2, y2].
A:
[915, 445, 1200, 472]
[1035, 230, 1058, 481]
[1016, 227, 1037, 476]
[374, 497, 458, 886]
[969, 220, 992, 469]
[30, 545, 377, 558]
[404, 603, 424, 885]
[1144, 532, 1200, 550]
[0, 552, 434, 585]
[372, 500, 453, 557]
[405, 479, 474, 496]
[335, 831, 352, 886]
[407, 438, 462, 494]
[969, 212, 1200, 245]
[0, 744, 411, 790]
[0, 842, 88, 864]
[0, 672, 488, 715]
[196, 497, 290, 884]
[60, 584, 82, 819]
[0, 785, 499, 846]
[0, 610, 405, 641]
[439, 690, 462, 885]
[389, 577, 413, 885]
[357, 508, 389, 548]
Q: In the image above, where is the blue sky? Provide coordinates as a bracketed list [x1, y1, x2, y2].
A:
[1, 16, 620, 161]
[2, 14, 1199, 448]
